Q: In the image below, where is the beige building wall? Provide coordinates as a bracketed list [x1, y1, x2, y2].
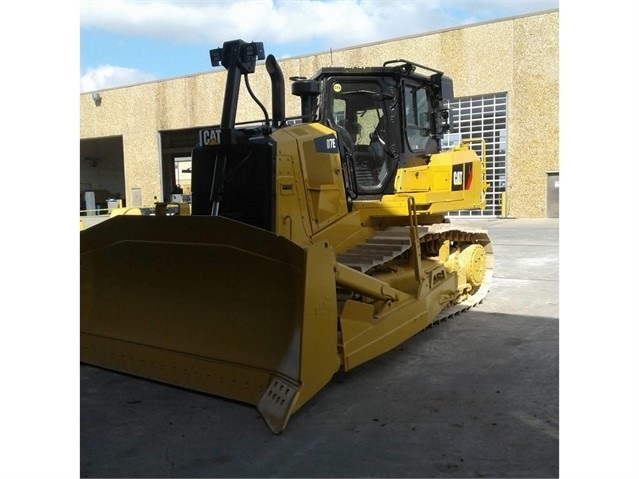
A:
[80, 9, 559, 216]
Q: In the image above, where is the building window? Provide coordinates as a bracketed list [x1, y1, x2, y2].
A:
[444, 92, 507, 217]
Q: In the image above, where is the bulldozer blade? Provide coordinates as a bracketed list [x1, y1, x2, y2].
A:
[80, 216, 341, 433]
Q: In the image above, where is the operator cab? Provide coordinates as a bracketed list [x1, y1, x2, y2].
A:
[293, 62, 454, 199]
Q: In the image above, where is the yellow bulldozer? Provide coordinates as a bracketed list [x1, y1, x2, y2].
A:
[80, 39, 493, 433]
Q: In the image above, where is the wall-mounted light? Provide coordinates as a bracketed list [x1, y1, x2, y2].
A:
[92, 92, 102, 106]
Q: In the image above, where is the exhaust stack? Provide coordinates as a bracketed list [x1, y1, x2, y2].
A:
[266, 54, 285, 127]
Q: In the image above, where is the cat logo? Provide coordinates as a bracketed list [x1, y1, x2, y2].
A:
[452, 163, 465, 191]
[451, 163, 473, 191]
[199, 128, 221, 145]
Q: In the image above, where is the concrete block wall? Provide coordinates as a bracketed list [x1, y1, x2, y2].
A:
[80, 10, 559, 216]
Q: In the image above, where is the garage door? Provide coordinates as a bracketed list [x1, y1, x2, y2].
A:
[444, 92, 507, 217]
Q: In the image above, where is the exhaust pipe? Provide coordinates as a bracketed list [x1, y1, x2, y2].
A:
[266, 54, 285, 127]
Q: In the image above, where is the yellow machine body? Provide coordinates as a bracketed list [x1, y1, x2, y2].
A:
[81, 40, 493, 433]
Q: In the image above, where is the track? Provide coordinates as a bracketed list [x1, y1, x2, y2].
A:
[336, 223, 494, 322]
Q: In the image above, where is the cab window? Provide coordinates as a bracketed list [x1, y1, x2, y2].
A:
[328, 80, 393, 194]
[404, 85, 431, 151]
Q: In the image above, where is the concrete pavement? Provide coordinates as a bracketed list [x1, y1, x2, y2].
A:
[80, 218, 559, 478]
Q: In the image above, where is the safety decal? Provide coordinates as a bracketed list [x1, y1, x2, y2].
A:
[465, 162, 473, 190]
